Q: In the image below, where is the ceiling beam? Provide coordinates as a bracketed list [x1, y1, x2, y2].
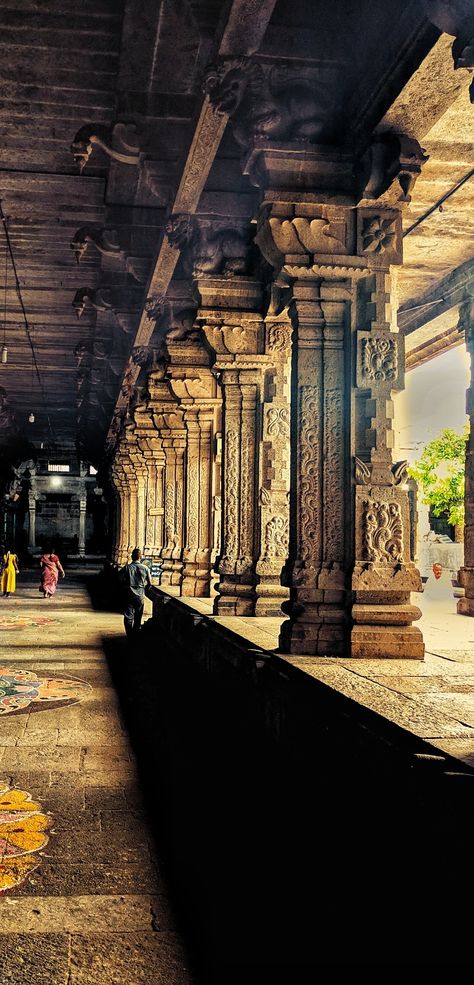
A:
[105, 0, 278, 451]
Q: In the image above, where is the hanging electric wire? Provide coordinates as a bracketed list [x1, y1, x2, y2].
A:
[0, 199, 56, 443]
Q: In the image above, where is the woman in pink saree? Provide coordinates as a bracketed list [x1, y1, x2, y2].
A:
[39, 550, 65, 598]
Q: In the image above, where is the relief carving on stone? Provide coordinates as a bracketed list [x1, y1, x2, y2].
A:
[165, 214, 250, 277]
[267, 406, 290, 439]
[223, 428, 239, 559]
[299, 386, 320, 561]
[204, 59, 332, 150]
[363, 499, 403, 563]
[263, 515, 289, 558]
[266, 323, 292, 352]
[357, 210, 401, 264]
[361, 336, 398, 383]
[256, 211, 346, 269]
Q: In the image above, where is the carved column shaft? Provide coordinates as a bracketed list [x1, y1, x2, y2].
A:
[28, 487, 36, 551]
[277, 281, 349, 655]
[351, 265, 424, 658]
[255, 314, 291, 614]
[458, 308, 474, 615]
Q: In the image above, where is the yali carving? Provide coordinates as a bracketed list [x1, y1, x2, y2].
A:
[165, 214, 251, 277]
[204, 59, 332, 149]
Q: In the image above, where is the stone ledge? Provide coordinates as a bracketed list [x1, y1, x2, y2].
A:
[148, 585, 474, 773]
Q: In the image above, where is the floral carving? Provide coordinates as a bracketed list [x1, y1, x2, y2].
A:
[361, 337, 397, 383]
[264, 515, 289, 558]
[267, 407, 290, 439]
[363, 500, 403, 563]
[223, 429, 239, 559]
[299, 386, 320, 561]
[266, 324, 292, 352]
[361, 216, 397, 255]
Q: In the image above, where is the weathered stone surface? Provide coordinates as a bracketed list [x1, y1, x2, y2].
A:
[68, 932, 193, 985]
[0, 895, 159, 934]
[0, 934, 70, 985]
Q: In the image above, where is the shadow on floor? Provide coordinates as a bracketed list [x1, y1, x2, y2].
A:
[101, 621, 474, 978]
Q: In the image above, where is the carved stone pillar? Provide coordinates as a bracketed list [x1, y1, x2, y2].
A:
[110, 462, 127, 565]
[458, 297, 474, 616]
[149, 376, 186, 587]
[28, 485, 36, 551]
[248, 141, 425, 656]
[197, 276, 289, 615]
[167, 334, 221, 597]
[254, 307, 292, 615]
[78, 491, 87, 557]
[351, 268, 423, 658]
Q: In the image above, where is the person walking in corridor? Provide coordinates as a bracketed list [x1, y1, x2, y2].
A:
[40, 549, 65, 598]
[122, 547, 151, 639]
[1, 548, 19, 597]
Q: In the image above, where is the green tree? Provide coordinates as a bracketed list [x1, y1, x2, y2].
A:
[408, 425, 469, 527]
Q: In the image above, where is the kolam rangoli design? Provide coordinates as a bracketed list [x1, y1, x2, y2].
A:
[0, 784, 51, 894]
[0, 615, 56, 631]
[0, 668, 92, 716]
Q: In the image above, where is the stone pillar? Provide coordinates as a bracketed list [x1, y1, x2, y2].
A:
[246, 140, 425, 656]
[351, 268, 423, 658]
[78, 491, 87, 557]
[458, 298, 474, 615]
[167, 334, 221, 597]
[28, 488, 36, 551]
[197, 276, 290, 616]
[255, 306, 292, 615]
[148, 376, 186, 587]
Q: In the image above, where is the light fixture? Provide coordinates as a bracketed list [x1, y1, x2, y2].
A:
[28, 411, 35, 423]
[1, 345, 6, 364]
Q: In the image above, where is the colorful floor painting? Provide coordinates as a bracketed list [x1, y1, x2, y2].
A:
[0, 784, 51, 894]
[0, 668, 92, 716]
[0, 614, 57, 630]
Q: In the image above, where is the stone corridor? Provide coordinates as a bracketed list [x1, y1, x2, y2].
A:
[0, 570, 195, 985]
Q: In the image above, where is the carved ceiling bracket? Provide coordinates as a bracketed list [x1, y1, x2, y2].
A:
[165, 214, 253, 278]
[204, 57, 333, 150]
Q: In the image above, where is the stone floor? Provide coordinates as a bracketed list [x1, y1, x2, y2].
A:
[0, 572, 195, 985]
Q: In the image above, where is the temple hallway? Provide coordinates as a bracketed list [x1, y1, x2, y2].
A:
[0, 571, 195, 985]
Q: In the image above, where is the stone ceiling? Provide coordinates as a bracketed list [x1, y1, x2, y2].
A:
[0, 0, 470, 462]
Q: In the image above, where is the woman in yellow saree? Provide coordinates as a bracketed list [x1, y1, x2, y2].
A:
[1, 550, 19, 597]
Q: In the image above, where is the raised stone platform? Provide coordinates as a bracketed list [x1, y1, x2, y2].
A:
[149, 585, 474, 770]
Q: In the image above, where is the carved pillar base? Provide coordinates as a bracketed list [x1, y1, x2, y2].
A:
[214, 561, 256, 616]
[458, 569, 474, 616]
[279, 562, 347, 655]
[181, 550, 213, 597]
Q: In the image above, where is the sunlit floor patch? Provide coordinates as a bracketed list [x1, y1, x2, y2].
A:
[0, 784, 51, 894]
[0, 667, 92, 715]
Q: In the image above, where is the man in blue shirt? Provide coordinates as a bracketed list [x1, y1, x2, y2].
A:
[122, 547, 152, 639]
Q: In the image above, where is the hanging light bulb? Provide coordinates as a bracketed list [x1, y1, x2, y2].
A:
[28, 411, 35, 423]
[1, 345, 6, 364]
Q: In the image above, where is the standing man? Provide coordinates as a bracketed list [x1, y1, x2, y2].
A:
[122, 547, 152, 639]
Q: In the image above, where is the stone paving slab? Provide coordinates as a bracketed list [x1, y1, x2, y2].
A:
[68, 932, 193, 985]
[0, 934, 70, 985]
[0, 894, 159, 933]
[18, 861, 164, 898]
[282, 659, 474, 740]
